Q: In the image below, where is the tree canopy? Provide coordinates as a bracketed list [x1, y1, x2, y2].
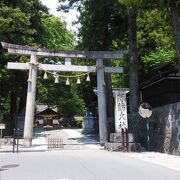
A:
[0, 0, 83, 128]
[1, 0, 180, 134]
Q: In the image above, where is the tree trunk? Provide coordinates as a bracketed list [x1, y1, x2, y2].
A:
[170, 4, 180, 75]
[18, 83, 27, 116]
[101, 22, 114, 134]
[10, 91, 17, 133]
[18, 92, 26, 115]
[128, 7, 139, 118]
[105, 60, 115, 134]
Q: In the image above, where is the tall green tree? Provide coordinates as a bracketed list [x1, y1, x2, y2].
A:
[137, 9, 175, 71]
[41, 15, 74, 50]
[58, 0, 128, 133]
[141, 0, 180, 76]
[118, 0, 141, 117]
[167, 1, 180, 76]
[0, 4, 36, 130]
[118, 0, 176, 116]
[36, 16, 84, 117]
[0, 0, 47, 132]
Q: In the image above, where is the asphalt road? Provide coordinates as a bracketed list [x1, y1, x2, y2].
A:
[0, 150, 180, 180]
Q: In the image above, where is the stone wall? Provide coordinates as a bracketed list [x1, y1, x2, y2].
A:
[129, 102, 180, 155]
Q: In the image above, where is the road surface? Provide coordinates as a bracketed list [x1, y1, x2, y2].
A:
[0, 150, 180, 180]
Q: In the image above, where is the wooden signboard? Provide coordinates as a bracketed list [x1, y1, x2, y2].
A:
[0, 123, 5, 129]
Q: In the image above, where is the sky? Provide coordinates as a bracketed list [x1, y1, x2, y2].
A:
[41, 0, 79, 32]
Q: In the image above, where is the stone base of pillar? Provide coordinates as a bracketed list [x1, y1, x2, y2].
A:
[173, 150, 180, 156]
[23, 138, 32, 147]
[110, 132, 134, 143]
[104, 131, 141, 152]
[104, 142, 141, 152]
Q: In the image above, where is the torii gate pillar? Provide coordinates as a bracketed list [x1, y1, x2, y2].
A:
[23, 55, 37, 147]
[96, 59, 107, 144]
[1, 42, 126, 147]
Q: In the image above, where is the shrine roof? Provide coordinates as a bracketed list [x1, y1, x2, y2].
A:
[139, 62, 177, 89]
[35, 107, 62, 116]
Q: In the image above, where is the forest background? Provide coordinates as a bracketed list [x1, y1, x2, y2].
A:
[0, 0, 179, 134]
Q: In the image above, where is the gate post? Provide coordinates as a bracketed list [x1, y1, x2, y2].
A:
[96, 58, 107, 145]
[23, 54, 37, 147]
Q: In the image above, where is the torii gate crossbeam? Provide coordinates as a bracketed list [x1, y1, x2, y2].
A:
[1, 42, 126, 147]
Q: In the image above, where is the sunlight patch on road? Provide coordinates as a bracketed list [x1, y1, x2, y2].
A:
[85, 144, 102, 149]
[63, 129, 83, 138]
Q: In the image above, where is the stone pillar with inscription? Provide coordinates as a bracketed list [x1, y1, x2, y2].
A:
[104, 88, 141, 151]
[113, 88, 129, 132]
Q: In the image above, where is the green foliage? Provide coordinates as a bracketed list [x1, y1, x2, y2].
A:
[0, 2, 39, 119]
[0, 5, 35, 44]
[137, 9, 173, 50]
[0, 0, 78, 120]
[111, 56, 129, 88]
[41, 16, 74, 49]
[143, 47, 176, 69]
[137, 9, 176, 71]
[119, 0, 144, 7]
[0, 95, 10, 116]
[35, 14, 82, 116]
[58, 0, 129, 117]
[1, 0, 179, 122]
[78, 0, 127, 50]
[37, 76, 85, 116]
[58, 89, 85, 116]
[59, 0, 128, 50]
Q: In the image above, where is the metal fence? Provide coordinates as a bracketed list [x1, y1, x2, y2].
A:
[47, 137, 63, 149]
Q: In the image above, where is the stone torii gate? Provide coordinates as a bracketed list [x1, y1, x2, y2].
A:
[1, 42, 126, 147]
